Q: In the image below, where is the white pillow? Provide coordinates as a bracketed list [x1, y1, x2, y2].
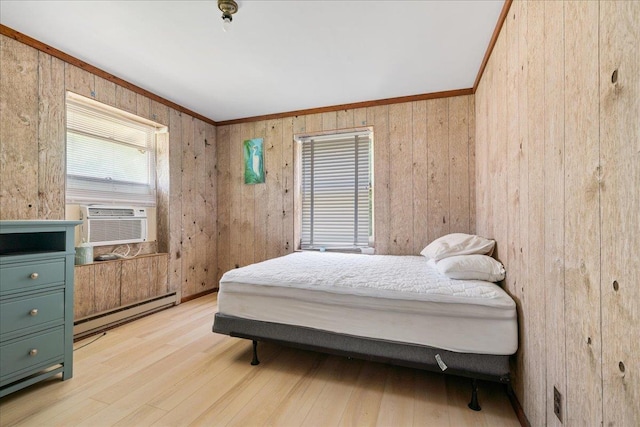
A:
[420, 233, 495, 261]
[436, 254, 505, 282]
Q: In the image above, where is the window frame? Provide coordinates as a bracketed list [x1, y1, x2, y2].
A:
[294, 127, 374, 252]
[65, 92, 166, 206]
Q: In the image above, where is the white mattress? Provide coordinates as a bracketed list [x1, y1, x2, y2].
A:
[218, 252, 518, 355]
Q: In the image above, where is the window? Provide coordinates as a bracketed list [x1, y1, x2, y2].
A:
[66, 93, 164, 206]
[298, 130, 373, 250]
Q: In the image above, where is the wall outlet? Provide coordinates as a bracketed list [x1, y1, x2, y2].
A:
[553, 386, 562, 423]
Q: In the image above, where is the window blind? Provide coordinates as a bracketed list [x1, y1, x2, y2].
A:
[300, 131, 372, 250]
[66, 96, 158, 206]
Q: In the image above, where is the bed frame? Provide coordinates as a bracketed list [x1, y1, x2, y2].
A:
[213, 313, 511, 411]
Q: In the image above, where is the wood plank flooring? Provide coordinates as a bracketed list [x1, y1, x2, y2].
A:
[0, 294, 520, 426]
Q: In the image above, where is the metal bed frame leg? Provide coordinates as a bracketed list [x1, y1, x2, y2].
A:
[468, 378, 481, 411]
[251, 340, 260, 366]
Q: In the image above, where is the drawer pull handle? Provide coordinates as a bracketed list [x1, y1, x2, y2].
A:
[30, 272, 39, 279]
[30, 309, 39, 316]
[29, 349, 38, 357]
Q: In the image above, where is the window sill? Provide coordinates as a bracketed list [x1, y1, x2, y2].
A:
[297, 247, 375, 255]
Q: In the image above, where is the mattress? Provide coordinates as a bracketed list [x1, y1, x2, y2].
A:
[218, 252, 518, 355]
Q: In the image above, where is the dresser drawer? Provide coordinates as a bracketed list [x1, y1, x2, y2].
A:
[0, 259, 65, 294]
[0, 291, 65, 339]
[0, 327, 64, 384]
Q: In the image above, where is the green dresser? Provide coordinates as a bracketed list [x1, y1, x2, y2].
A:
[0, 220, 80, 397]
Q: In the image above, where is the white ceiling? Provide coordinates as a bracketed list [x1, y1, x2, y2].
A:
[0, 0, 503, 122]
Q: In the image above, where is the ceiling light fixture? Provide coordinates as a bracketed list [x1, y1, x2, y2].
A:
[218, 0, 238, 32]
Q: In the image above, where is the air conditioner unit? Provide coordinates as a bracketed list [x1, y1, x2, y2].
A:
[80, 205, 148, 246]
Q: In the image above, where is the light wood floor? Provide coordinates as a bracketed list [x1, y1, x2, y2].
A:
[0, 293, 520, 426]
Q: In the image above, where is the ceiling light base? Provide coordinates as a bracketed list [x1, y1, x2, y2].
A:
[218, 0, 238, 17]
[218, 0, 238, 32]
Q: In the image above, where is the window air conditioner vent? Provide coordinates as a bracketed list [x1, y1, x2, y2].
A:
[80, 205, 148, 246]
[87, 207, 135, 217]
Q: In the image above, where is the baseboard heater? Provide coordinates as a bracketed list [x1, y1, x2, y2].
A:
[73, 292, 178, 339]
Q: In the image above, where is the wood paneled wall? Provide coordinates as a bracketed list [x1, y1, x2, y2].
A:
[0, 34, 217, 300]
[216, 95, 475, 280]
[475, 1, 639, 426]
[74, 253, 169, 319]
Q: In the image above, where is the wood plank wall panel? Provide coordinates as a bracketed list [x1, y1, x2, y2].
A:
[136, 93, 151, 120]
[120, 258, 139, 306]
[426, 99, 450, 243]
[74, 265, 95, 319]
[148, 256, 160, 299]
[504, 0, 520, 309]
[478, 53, 493, 244]
[599, 1, 640, 425]
[305, 113, 323, 134]
[337, 109, 353, 129]
[475, 1, 638, 426]
[516, 0, 530, 406]
[1, 34, 217, 302]
[525, 3, 546, 424]
[74, 254, 169, 320]
[516, 0, 530, 317]
[150, 100, 169, 126]
[0, 36, 39, 219]
[74, 261, 121, 319]
[467, 98, 476, 235]
[216, 95, 474, 270]
[204, 123, 217, 290]
[411, 101, 429, 253]
[266, 119, 284, 260]
[193, 118, 208, 293]
[321, 112, 336, 132]
[74, 253, 169, 320]
[94, 262, 121, 313]
[491, 30, 508, 264]
[156, 253, 169, 296]
[473, 73, 488, 241]
[156, 131, 171, 254]
[180, 114, 196, 297]
[369, 106, 390, 255]
[64, 64, 94, 99]
[543, 2, 566, 426]
[141, 256, 155, 301]
[353, 108, 367, 128]
[448, 96, 470, 234]
[281, 117, 294, 254]
[152, 100, 171, 289]
[291, 116, 306, 252]
[94, 76, 116, 107]
[115, 86, 137, 114]
[388, 103, 413, 255]
[228, 124, 243, 271]
[564, 3, 602, 425]
[216, 125, 231, 282]
[37, 54, 66, 219]
[168, 108, 184, 298]
[121, 256, 156, 305]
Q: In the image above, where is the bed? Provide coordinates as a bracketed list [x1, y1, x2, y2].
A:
[212, 251, 517, 410]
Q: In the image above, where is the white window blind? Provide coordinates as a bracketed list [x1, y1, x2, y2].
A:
[300, 131, 372, 250]
[66, 95, 159, 206]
